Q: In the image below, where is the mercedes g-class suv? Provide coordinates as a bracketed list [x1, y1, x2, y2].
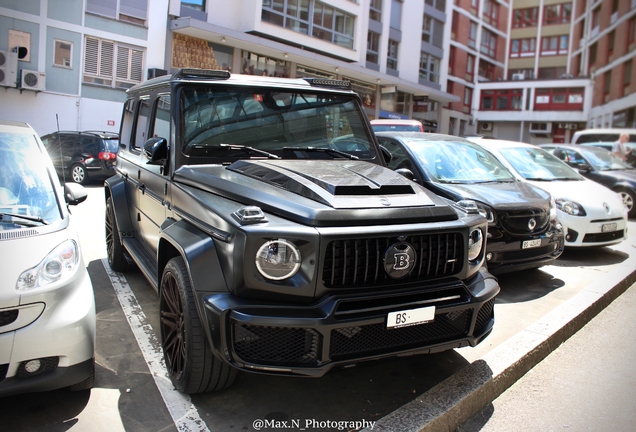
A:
[105, 69, 500, 394]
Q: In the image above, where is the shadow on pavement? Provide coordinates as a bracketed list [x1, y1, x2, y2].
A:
[550, 246, 629, 268]
[495, 269, 565, 304]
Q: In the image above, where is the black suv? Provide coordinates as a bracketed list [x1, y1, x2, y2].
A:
[105, 69, 500, 393]
[40, 131, 119, 184]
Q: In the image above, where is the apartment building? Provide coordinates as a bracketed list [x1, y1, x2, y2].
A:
[453, 0, 636, 144]
[0, 0, 458, 136]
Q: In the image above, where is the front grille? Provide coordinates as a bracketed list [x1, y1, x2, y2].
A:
[0, 364, 8, 382]
[498, 243, 557, 262]
[583, 230, 624, 243]
[0, 310, 19, 327]
[323, 233, 463, 288]
[474, 299, 495, 334]
[233, 324, 321, 366]
[329, 309, 470, 360]
[499, 209, 549, 236]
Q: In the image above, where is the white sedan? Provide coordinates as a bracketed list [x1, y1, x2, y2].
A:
[467, 137, 628, 247]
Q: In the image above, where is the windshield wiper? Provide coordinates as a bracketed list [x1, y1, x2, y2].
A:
[0, 212, 49, 226]
[282, 146, 359, 160]
[220, 144, 281, 159]
[551, 177, 581, 181]
[523, 177, 553, 181]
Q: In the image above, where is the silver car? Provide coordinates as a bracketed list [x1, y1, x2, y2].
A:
[0, 120, 95, 396]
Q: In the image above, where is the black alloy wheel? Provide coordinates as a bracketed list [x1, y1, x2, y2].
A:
[159, 257, 237, 394]
[105, 197, 130, 272]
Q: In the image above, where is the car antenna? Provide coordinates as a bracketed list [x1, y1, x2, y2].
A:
[56, 114, 67, 185]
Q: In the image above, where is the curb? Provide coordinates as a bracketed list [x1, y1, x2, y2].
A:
[364, 263, 636, 432]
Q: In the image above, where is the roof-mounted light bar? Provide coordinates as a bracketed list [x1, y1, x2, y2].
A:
[173, 68, 231, 80]
[303, 78, 352, 89]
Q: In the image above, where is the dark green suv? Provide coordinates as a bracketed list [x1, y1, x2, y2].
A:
[105, 69, 500, 393]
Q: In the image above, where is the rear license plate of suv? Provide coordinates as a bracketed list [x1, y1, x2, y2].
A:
[522, 239, 542, 249]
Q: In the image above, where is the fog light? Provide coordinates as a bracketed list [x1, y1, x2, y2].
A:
[566, 234, 571, 241]
[486, 253, 492, 261]
[24, 359, 42, 374]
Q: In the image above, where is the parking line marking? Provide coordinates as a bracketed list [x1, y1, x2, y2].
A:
[102, 259, 210, 432]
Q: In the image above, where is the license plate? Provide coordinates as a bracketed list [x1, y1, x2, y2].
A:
[602, 223, 617, 232]
[387, 306, 435, 329]
[522, 239, 542, 249]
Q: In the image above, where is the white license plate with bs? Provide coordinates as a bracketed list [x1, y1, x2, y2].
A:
[522, 239, 542, 249]
[387, 306, 435, 329]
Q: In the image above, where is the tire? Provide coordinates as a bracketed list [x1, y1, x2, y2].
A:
[71, 164, 88, 185]
[159, 257, 237, 394]
[69, 360, 95, 391]
[105, 197, 131, 272]
[617, 189, 636, 218]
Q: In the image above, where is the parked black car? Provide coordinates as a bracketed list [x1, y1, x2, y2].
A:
[540, 144, 636, 217]
[40, 130, 119, 185]
[376, 132, 564, 274]
[105, 69, 500, 393]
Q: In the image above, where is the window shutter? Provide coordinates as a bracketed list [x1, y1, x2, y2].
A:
[86, 0, 117, 18]
[101, 40, 114, 77]
[130, 49, 143, 81]
[85, 37, 99, 75]
[116, 47, 131, 80]
[120, 0, 148, 20]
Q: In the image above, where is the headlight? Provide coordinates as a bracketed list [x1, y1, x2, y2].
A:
[477, 204, 495, 223]
[555, 198, 586, 216]
[255, 239, 301, 280]
[467, 228, 484, 263]
[550, 197, 557, 220]
[16, 240, 80, 290]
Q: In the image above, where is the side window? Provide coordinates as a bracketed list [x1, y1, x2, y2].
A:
[380, 139, 412, 171]
[151, 94, 171, 140]
[120, 98, 135, 149]
[81, 138, 98, 156]
[133, 97, 151, 151]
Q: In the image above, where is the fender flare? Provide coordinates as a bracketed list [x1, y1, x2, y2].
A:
[104, 175, 134, 235]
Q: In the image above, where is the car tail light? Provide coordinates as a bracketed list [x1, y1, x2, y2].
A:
[99, 152, 117, 160]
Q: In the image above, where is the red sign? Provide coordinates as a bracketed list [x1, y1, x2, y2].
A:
[107, 120, 115, 126]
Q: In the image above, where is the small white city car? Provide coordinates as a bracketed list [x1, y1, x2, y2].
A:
[0, 120, 95, 396]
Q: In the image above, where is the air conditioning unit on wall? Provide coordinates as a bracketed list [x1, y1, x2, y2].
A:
[480, 122, 492, 131]
[0, 50, 19, 87]
[20, 69, 46, 91]
[512, 73, 525, 80]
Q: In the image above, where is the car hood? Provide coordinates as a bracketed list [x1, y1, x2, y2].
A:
[432, 181, 550, 210]
[527, 178, 625, 216]
[173, 160, 460, 226]
[593, 168, 636, 184]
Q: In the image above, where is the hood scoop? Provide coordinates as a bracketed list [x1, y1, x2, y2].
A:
[228, 159, 416, 201]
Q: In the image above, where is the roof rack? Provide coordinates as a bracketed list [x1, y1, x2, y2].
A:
[172, 68, 231, 80]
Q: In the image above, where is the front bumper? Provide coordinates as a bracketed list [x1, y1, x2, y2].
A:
[485, 224, 564, 274]
[202, 268, 499, 376]
[559, 213, 627, 247]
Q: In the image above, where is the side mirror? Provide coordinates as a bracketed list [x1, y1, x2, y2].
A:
[379, 145, 392, 164]
[395, 168, 416, 182]
[64, 182, 87, 206]
[575, 163, 592, 173]
[143, 137, 168, 165]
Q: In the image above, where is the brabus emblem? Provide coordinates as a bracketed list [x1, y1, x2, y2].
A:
[528, 218, 537, 231]
[383, 242, 416, 279]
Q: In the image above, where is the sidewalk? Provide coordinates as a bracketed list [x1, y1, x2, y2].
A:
[458, 282, 636, 432]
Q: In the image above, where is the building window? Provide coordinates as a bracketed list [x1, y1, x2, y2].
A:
[468, 21, 477, 49]
[510, 38, 536, 58]
[262, 0, 355, 49]
[543, 3, 571, 25]
[422, 15, 432, 43]
[478, 59, 495, 81]
[608, 30, 615, 61]
[463, 86, 473, 112]
[541, 35, 568, 56]
[449, 45, 455, 75]
[86, 0, 148, 25]
[425, 0, 446, 12]
[370, 0, 382, 22]
[604, 70, 612, 97]
[451, 11, 459, 39]
[84, 36, 144, 89]
[480, 29, 497, 58]
[344, 76, 377, 109]
[483, 0, 498, 27]
[625, 60, 632, 93]
[534, 87, 584, 110]
[181, 0, 204, 11]
[466, 54, 475, 81]
[387, 39, 399, 70]
[422, 15, 443, 48]
[480, 89, 522, 110]
[8, 29, 31, 62]
[630, 18, 636, 44]
[367, 31, 380, 64]
[54, 40, 72, 68]
[588, 42, 597, 67]
[390, 0, 402, 30]
[172, 34, 232, 71]
[538, 67, 566, 79]
[512, 7, 538, 28]
[241, 51, 290, 77]
[419, 52, 440, 84]
[590, 6, 601, 35]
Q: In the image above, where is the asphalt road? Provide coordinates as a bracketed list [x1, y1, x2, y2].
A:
[2, 182, 635, 432]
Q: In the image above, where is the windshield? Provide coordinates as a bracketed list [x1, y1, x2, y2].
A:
[372, 125, 422, 132]
[0, 132, 62, 226]
[499, 147, 583, 180]
[406, 139, 515, 184]
[180, 86, 377, 160]
[579, 147, 633, 171]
